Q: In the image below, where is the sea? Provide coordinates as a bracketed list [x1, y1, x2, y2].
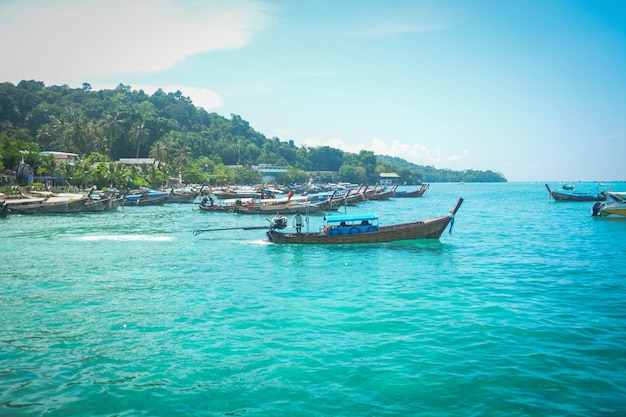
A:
[1, 182, 625, 417]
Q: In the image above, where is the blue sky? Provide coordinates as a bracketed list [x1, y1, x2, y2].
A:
[1, 0, 624, 181]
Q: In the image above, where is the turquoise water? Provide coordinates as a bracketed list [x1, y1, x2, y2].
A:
[2, 183, 625, 416]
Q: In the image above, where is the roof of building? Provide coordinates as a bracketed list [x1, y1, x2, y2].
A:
[118, 158, 158, 165]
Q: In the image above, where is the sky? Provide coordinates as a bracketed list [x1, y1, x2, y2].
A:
[1, 0, 625, 182]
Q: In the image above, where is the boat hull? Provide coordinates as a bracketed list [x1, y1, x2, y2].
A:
[591, 194, 626, 217]
[545, 184, 607, 202]
[392, 184, 430, 198]
[267, 214, 453, 244]
[7, 197, 85, 214]
[550, 191, 607, 202]
[122, 195, 167, 206]
[166, 190, 199, 203]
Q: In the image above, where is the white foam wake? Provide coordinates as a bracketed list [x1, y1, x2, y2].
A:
[78, 235, 174, 242]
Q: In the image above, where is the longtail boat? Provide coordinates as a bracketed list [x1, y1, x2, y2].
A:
[392, 184, 429, 198]
[266, 198, 463, 244]
[5, 194, 85, 214]
[545, 183, 608, 202]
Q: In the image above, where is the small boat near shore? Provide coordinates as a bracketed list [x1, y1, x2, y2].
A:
[166, 187, 199, 203]
[392, 184, 430, 198]
[122, 188, 169, 206]
[266, 198, 463, 244]
[4, 193, 85, 214]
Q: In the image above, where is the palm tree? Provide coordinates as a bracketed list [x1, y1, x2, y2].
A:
[129, 121, 150, 158]
[84, 120, 104, 155]
[50, 115, 73, 152]
[100, 112, 122, 158]
[100, 162, 128, 188]
[149, 140, 170, 166]
[36, 124, 55, 150]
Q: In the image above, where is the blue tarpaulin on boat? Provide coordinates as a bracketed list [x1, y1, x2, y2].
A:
[325, 213, 379, 224]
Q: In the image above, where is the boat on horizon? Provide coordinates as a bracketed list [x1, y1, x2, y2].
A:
[266, 198, 463, 244]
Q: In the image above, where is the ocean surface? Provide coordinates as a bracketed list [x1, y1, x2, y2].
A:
[2, 182, 625, 417]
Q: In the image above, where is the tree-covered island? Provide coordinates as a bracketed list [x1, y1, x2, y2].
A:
[0, 81, 506, 189]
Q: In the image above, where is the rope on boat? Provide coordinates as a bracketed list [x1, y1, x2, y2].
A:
[193, 216, 287, 235]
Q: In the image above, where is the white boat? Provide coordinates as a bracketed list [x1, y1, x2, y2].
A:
[591, 192, 626, 217]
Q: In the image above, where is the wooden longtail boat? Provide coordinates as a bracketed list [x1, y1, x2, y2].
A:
[122, 194, 167, 206]
[545, 184, 608, 202]
[166, 188, 199, 203]
[266, 198, 463, 244]
[6, 194, 85, 214]
[365, 185, 394, 201]
[392, 184, 429, 198]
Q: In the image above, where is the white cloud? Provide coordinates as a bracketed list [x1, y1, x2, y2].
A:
[89, 82, 223, 110]
[303, 136, 442, 167]
[0, 0, 273, 84]
[448, 149, 470, 162]
[350, 3, 467, 38]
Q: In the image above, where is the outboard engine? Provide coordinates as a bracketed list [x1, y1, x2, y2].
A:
[591, 202, 603, 217]
[269, 216, 287, 230]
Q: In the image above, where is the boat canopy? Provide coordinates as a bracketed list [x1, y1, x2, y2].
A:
[325, 213, 379, 225]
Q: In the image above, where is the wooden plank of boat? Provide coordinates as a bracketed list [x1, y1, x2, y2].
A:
[267, 197, 463, 244]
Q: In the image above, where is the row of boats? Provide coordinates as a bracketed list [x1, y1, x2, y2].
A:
[0, 183, 428, 218]
[198, 183, 430, 215]
[545, 183, 626, 217]
[0, 186, 200, 216]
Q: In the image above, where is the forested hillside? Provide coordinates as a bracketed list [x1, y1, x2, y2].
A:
[0, 81, 506, 188]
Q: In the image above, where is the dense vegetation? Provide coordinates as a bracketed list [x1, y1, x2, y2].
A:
[0, 80, 506, 189]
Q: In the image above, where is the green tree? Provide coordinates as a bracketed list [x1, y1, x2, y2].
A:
[100, 112, 123, 158]
[129, 121, 150, 158]
[338, 165, 367, 184]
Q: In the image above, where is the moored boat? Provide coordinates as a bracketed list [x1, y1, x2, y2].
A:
[256, 200, 333, 215]
[591, 192, 626, 217]
[545, 183, 608, 202]
[123, 194, 167, 206]
[365, 185, 394, 201]
[266, 198, 463, 244]
[5, 193, 85, 214]
[122, 188, 169, 206]
[392, 184, 429, 197]
[166, 187, 199, 203]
